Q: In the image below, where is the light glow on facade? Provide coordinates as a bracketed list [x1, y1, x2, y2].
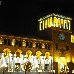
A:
[38, 13, 72, 31]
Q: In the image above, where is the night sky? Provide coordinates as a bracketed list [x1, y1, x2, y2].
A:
[0, 0, 74, 36]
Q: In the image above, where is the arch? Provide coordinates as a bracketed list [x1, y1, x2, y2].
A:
[3, 48, 11, 57]
[26, 50, 32, 59]
[45, 52, 50, 59]
[15, 49, 22, 58]
[36, 51, 42, 59]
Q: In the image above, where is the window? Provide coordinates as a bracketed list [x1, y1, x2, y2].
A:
[18, 41, 22, 47]
[36, 43, 39, 48]
[45, 44, 47, 49]
[22, 40, 26, 47]
[0, 37, 3, 44]
[47, 44, 50, 50]
[28, 42, 32, 48]
[39, 43, 41, 49]
[11, 39, 15, 46]
[26, 41, 29, 47]
[61, 24, 63, 29]
[42, 43, 45, 49]
[32, 42, 36, 48]
[8, 39, 11, 46]
[4, 39, 7, 45]
[15, 40, 19, 46]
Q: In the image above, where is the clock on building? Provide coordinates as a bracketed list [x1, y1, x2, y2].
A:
[59, 33, 65, 40]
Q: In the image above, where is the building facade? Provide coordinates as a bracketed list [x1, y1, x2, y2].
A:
[0, 13, 74, 74]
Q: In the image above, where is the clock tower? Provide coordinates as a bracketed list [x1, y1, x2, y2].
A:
[38, 13, 72, 51]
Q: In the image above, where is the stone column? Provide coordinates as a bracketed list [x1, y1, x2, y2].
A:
[50, 17, 52, 27]
[48, 18, 50, 28]
[39, 21, 42, 30]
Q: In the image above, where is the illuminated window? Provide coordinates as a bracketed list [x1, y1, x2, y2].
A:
[42, 43, 45, 49]
[32, 42, 36, 48]
[22, 40, 26, 47]
[11, 39, 15, 46]
[0, 37, 3, 44]
[71, 35, 74, 43]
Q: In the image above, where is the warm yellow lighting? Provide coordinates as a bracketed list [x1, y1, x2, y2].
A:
[36, 51, 42, 59]
[0, 37, 3, 44]
[15, 49, 22, 58]
[50, 17, 52, 27]
[58, 57, 67, 65]
[45, 19, 48, 28]
[60, 19, 64, 28]
[26, 50, 32, 59]
[65, 53, 71, 63]
[32, 42, 36, 48]
[38, 13, 72, 31]
[45, 52, 50, 59]
[11, 39, 15, 46]
[58, 18, 60, 27]
[39, 21, 42, 30]
[66, 57, 71, 63]
[54, 17, 58, 27]
[71, 35, 74, 43]
[54, 56, 59, 62]
[48, 18, 50, 27]
[22, 40, 26, 47]
[42, 43, 45, 48]
[3, 48, 11, 57]
[72, 57, 74, 63]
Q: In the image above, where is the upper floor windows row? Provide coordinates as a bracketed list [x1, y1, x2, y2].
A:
[0, 38, 50, 49]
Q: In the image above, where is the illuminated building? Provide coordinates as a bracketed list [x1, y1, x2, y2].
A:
[0, 13, 74, 74]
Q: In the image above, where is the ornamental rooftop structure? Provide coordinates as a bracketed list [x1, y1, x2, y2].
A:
[38, 13, 72, 31]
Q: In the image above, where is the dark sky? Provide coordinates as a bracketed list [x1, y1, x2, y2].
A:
[0, 0, 74, 36]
